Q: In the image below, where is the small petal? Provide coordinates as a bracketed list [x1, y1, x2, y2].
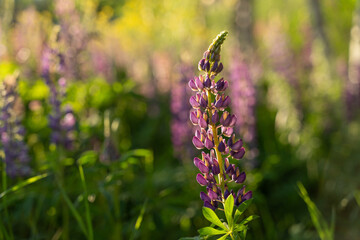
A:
[222, 96, 231, 108]
[204, 137, 214, 149]
[211, 61, 218, 72]
[198, 58, 206, 71]
[218, 140, 225, 152]
[190, 111, 198, 125]
[200, 192, 211, 203]
[198, 115, 207, 129]
[242, 191, 252, 201]
[231, 139, 243, 151]
[196, 173, 208, 186]
[195, 76, 204, 90]
[231, 147, 245, 159]
[212, 159, 220, 175]
[194, 157, 210, 173]
[188, 79, 198, 91]
[204, 201, 215, 210]
[189, 96, 200, 109]
[192, 136, 204, 149]
[211, 110, 219, 124]
[204, 75, 211, 88]
[205, 60, 210, 71]
[235, 172, 246, 183]
[216, 62, 223, 74]
[207, 188, 218, 200]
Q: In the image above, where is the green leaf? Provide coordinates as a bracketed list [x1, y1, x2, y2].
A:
[234, 224, 247, 232]
[178, 237, 201, 240]
[239, 215, 259, 226]
[239, 228, 247, 239]
[198, 227, 227, 236]
[202, 207, 227, 230]
[224, 194, 234, 227]
[217, 233, 230, 240]
[0, 173, 49, 199]
[77, 151, 97, 165]
[234, 199, 253, 223]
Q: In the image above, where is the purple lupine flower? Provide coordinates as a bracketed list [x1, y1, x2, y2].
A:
[41, 46, 76, 150]
[0, 75, 31, 178]
[189, 31, 252, 210]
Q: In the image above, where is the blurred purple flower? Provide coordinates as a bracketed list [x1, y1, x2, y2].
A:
[41, 46, 76, 150]
[229, 55, 258, 162]
[0, 75, 31, 178]
[171, 64, 195, 160]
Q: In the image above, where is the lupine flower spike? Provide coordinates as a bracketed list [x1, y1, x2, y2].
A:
[189, 31, 252, 211]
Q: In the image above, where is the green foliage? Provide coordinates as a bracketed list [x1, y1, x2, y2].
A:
[298, 182, 334, 240]
[198, 196, 258, 240]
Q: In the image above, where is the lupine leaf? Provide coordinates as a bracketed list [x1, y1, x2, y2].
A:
[217, 233, 230, 240]
[178, 237, 201, 240]
[239, 228, 247, 239]
[234, 199, 253, 224]
[234, 224, 246, 232]
[239, 215, 259, 226]
[224, 194, 234, 227]
[77, 150, 97, 165]
[198, 227, 227, 236]
[0, 173, 48, 199]
[202, 207, 227, 230]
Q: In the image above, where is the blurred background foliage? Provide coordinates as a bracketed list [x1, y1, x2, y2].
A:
[0, 0, 360, 239]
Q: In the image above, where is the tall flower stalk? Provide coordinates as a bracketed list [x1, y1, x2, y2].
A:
[188, 31, 257, 239]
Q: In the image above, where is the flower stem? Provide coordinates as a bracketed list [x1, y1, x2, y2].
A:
[206, 89, 225, 200]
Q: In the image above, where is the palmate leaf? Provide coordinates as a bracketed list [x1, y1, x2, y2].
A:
[198, 227, 227, 236]
[224, 194, 234, 227]
[202, 207, 227, 230]
[234, 199, 253, 224]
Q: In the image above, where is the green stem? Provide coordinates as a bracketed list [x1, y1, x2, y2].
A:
[51, 148, 88, 238]
[78, 164, 94, 240]
[206, 89, 225, 200]
[2, 160, 14, 240]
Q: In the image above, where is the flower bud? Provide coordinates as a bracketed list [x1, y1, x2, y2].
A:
[196, 173, 208, 186]
[204, 75, 211, 88]
[211, 110, 219, 124]
[188, 79, 198, 91]
[194, 157, 210, 173]
[200, 191, 211, 203]
[211, 61, 218, 72]
[189, 111, 198, 125]
[198, 58, 206, 71]
[204, 136, 214, 149]
[218, 140, 225, 152]
[212, 159, 220, 175]
[230, 147, 245, 159]
[207, 187, 218, 200]
[189, 95, 200, 109]
[192, 136, 204, 149]
[194, 76, 204, 90]
[216, 62, 223, 74]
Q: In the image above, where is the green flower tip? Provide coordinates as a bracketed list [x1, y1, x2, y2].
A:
[205, 31, 228, 62]
[208, 31, 228, 53]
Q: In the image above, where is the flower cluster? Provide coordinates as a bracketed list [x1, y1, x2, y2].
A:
[189, 31, 252, 210]
[0, 74, 31, 177]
